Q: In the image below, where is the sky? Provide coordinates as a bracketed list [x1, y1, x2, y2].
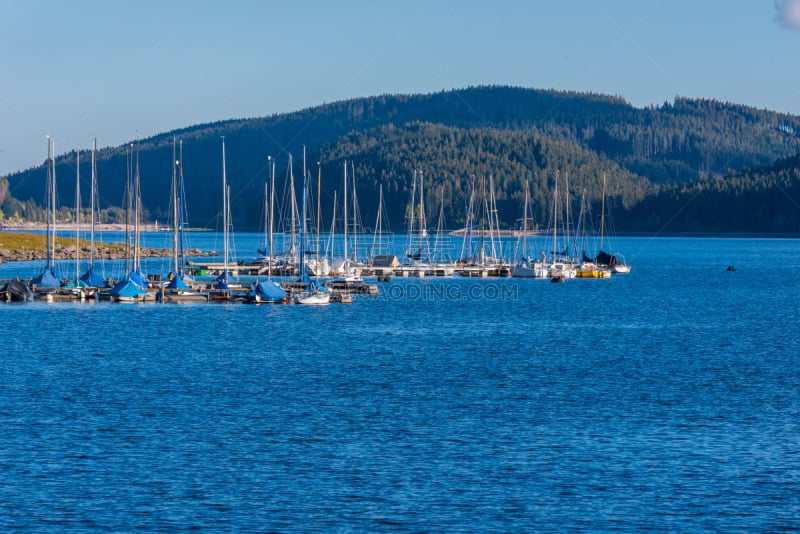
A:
[1, 0, 799, 176]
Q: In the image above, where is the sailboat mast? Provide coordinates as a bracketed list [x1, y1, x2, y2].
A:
[172, 137, 179, 274]
[125, 145, 131, 273]
[52, 138, 58, 268]
[342, 160, 347, 268]
[522, 179, 529, 260]
[419, 169, 426, 263]
[75, 149, 80, 283]
[298, 153, 307, 279]
[47, 137, 56, 269]
[178, 140, 186, 277]
[433, 187, 445, 263]
[90, 138, 96, 272]
[289, 154, 296, 257]
[460, 177, 475, 261]
[406, 170, 416, 256]
[327, 191, 337, 258]
[600, 172, 606, 250]
[343, 160, 348, 269]
[351, 161, 357, 263]
[371, 184, 382, 259]
[553, 170, 559, 264]
[302, 145, 309, 275]
[480, 174, 487, 264]
[488, 174, 498, 261]
[134, 145, 141, 273]
[564, 171, 572, 259]
[221, 137, 228, 281]
[267, 156, 275, 279]
[316, 162, 322, 277]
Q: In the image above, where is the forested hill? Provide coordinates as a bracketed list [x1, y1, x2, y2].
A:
[319, 122, 651, 231]
[619, 154, 800, 234]
[3, 86, 799, 231]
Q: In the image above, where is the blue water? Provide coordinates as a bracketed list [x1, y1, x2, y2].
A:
[1, 237, 798, 531]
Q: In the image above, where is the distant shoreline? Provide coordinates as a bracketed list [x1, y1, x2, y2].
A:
[2, 222, 798, 238]
[0, 222, 212, 232]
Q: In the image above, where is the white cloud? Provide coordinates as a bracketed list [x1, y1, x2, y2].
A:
[780, 0, 800, 30]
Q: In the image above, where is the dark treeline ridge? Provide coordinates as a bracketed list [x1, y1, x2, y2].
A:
[319, 122, 651, 232]
[620, 154, 800, 233]
[2, 86, 799, 233]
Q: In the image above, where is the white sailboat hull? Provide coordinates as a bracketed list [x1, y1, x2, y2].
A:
[511, 262, 548, 278]
[294, 290, 331, 305]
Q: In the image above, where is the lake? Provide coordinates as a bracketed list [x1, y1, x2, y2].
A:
[0, 236, 798, 531]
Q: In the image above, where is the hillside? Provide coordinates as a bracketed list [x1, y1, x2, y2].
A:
[619, 154, 800, 234]
[2, 86, 799, 231]
[318, 122, 652, 231]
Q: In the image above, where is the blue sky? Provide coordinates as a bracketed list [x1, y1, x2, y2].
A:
[1, 0, 799, 176]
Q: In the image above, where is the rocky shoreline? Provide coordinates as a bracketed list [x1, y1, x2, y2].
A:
[0, 244, 214, 262]
[0, 222, 159, 232]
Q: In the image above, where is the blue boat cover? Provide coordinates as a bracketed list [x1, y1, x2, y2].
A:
[296, 272, 315, 290]
[214, 279, 230, 290]
[248, 280, 287, 302]
[109, 277, 147, 299]
[129, 270, 148, 289]
[167, 272, 190, 289]
[80, 267, 108, 288]
[32, 266, 63, 288]
[62, 278, 90, 289]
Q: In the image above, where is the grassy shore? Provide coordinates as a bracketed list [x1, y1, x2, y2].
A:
[0, 231, 214, 262]
[0, 231, 120, 252]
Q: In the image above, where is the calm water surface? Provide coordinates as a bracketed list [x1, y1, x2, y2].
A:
[1, 237, 798, 531]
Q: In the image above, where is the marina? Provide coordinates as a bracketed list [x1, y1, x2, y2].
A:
[2, 229, 626, 304]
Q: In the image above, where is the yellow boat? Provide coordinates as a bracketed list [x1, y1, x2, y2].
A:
[575, 264, 611, 278]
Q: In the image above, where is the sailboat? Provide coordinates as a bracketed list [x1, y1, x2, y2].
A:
[330, 160, 362, 282]
[1, 280, 32, 302]
[266, 154, 301, 277]
[211, 137, 243, 301]
[161, 138, 209, 302]
[395, 168, 434, 278]
[366, 183, 398, 279]
[512, 179, 548, 278]
[59, 148, 90, 299]
[108, 144, 149, 302]
[80, 138, 109, 290]
[546, 171, 576, 280]
[575, 189, 611, 279]
[246, 154, 287, 304]
[294, 154, 330, 305]
[600, 173, 631, 274]
[457, 174, 509, 277]
[583, 173, 631, 274]
[31, 136, 64, 292]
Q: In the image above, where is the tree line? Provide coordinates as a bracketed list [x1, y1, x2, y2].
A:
[2, 86, 799, 233]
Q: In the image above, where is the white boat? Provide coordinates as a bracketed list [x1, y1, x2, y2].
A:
[511, 260, 549, 278]
[610, 262, 631, 274]
[547, 262, 577, 279]
[544, 171, 577, 279]
[330, 160, 364, 282]
[512, 180, 548, 279]
[294, 151, 330, 306]
[293, 289, 330, 305]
